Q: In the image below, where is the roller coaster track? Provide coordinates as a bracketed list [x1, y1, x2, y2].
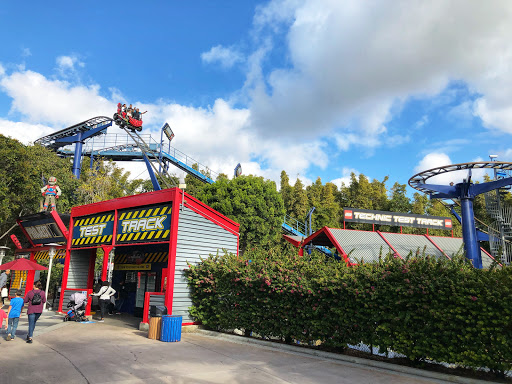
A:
[35, 116, 216, 185]
[35, 116, 113, 149]
[118, 125, 177, 189]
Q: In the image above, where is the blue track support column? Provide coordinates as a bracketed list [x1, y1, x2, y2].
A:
[460, 197, 482, 269]
[143, 153, 162, 191]
[72, 131, 83, 178]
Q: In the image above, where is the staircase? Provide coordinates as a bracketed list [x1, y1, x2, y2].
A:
[484, 190, 512, 264]
[8, 270, 27, 297]
[119, 127, 177, 189]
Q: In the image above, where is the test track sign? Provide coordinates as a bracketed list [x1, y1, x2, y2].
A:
[343, 208, 452, 230]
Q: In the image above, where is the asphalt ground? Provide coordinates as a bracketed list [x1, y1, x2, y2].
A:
[0, 311, 493, 384]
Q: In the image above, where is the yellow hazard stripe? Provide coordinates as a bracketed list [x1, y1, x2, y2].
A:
[133, 232, 141, 241]
[154, 230, 163, 239]
[161, 206, 168, 215]
[163, 229, 170, 239]
[145, 209, 153, 217]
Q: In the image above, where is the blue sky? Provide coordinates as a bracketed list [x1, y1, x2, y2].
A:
[1, 1, 511, 193]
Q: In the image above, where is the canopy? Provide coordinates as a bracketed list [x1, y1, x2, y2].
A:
[0, 258, 48, 271]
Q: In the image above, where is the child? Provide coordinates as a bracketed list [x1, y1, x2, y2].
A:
[0, 305, 7, 331]
[6, 290, 24, 341]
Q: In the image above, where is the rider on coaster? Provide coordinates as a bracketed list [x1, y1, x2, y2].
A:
[115, 102, 145, 131]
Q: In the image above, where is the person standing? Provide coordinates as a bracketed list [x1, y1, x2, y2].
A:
[114, 281, 127, 314]
[6, 290, 24, 341]
[24, 281, 46, 344]
[91, 281, 116, 322]
[0, 270, 10, 305]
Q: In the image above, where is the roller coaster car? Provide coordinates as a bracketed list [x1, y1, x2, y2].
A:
[113, 104, 142, 132]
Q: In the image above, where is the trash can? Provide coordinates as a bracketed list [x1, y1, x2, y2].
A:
[150, 305, 167, 317]
[148, 317, 162, 340]
[160, 315, 182, 342]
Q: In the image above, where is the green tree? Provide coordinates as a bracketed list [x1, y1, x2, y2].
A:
[184, 163, 209, 198]
[316, 182, 340, 228]
[280, 171, 293, 214]
[388, 182, 411, 213]
[197, 175, 285, 253]
[76, 159, 144, 204]
[370, 175, 389, 211]
[289, 178, 309, 221]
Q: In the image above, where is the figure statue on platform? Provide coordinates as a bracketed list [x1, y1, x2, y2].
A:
[41, 176, 61, 212]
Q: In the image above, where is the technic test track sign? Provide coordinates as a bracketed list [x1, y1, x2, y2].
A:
[343, 208, 452, 230]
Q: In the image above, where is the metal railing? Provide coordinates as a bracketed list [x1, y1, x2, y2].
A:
[57, 132, 218, 182]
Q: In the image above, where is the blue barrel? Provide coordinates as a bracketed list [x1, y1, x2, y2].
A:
[160, 315, 182, 342]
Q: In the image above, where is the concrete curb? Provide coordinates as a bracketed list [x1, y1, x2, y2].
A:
[192, 330, 493, 384]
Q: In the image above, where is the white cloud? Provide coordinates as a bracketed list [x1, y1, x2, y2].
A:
[245, 0, 512, 143]
[201, 45, 243, 69]
[0, 119, 54, 144]
[21, 48, 32, 58]
[56, 55, 84, 71]
[330, 167, 360, 189]
[0, 64, 5, 77]
[0, 70, 114, 125]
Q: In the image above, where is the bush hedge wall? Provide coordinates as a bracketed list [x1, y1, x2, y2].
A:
[185, 249, 512, 374]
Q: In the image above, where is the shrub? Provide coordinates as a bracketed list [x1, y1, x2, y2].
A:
[185, 248, 512, 374]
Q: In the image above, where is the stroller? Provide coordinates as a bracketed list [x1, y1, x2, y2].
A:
[64, 292, 88, 322]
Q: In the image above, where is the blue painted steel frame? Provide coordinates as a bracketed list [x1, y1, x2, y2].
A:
[54, 122, 112, 179]
[142, 153, 162, 191]
[426, 176, 512, 268]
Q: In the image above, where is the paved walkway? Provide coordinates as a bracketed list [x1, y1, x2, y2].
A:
[0, 312, 489, 384]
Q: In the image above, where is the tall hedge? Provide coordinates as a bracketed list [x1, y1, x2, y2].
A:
[185, 249, 512, 374]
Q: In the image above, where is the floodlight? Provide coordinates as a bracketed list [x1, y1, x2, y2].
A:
[162, 123, 175, 142]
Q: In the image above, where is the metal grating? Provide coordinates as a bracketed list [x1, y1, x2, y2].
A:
[328, 229, 393, 263]
[377, 232, 444, 259]
[429, 236, 463, 258]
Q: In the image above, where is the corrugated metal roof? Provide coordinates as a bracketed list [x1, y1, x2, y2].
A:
[429, 236, 463, 258]
[304, 227, 497, 268]
[328, 229, 392, 263]
[378, 232, 444, 259]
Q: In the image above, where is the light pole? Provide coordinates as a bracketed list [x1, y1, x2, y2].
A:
[44, 243, 60, 311]
[0, 245, 9, 265]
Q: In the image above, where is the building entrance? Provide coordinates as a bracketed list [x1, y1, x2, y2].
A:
[112, 243, 168, 317]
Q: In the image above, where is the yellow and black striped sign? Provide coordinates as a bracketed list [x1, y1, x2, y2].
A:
[72, 212, 115, 247]
[116, 204, 172, 244]
[115, 252, 168, 264]
[34, 249, 66, 260]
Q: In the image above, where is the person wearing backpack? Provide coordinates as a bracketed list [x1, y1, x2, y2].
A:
[24, 281, 46, 344]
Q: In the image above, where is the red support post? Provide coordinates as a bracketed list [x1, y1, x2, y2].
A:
[164, 189, 181, 314]
[59, 215, 74, 313]
[25, 251, 36, 292]
[100, 245, 113, 281]
[143, 292, 151, 324]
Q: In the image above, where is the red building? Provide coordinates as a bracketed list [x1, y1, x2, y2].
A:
[16, 188, 239, 326]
